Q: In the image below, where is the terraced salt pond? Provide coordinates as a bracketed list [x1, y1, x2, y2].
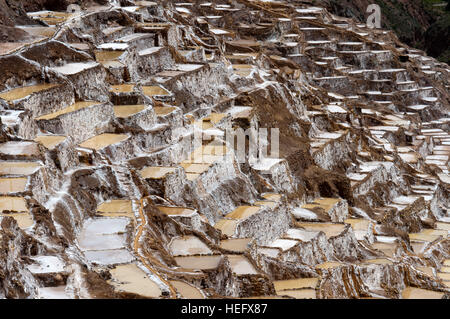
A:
[315, 261, 345, 270]
[0, 177, 28, 194]
[169, 280, 204, 299]
[0, 84, 60, 102]
[96, 200, 134, 218]
[409, 229, 448, 242]
[153, 106, 176, 116]
[224, 206, 261, 220]
[108, 263, 162, 298]
[402, 287, 444, 299]
[274, 278, 319, 291]
[169, 235, 212, 256]
[174, 255, 222, 270]
[142, 86, 170, 97]
[0, 196, 33, 228]
[78, 217, 134, 265]
[180, 163, 211, 175]
[36, 101, 103, 121]
[214, 219, 240, 236]
[0, 196, 28, 212]
[0, 213, 33, 229]
[78, 133, 129, 150]
[27, 256, 66, 274]
[345, 218, 371, 240]
[156, 206, 197, 217]
[94, 49, 125, 62]
[34, 135, 67, 150]
[0, 141, 40, 157]
[371, 242, 397, 258]
[227, 255, 259, 275]
[219, 238, 252, 252]
[113, 105, 147, 118]
[109, 84, 135, 93]
[38, 286, 70, 299]
[140, 167, 177, 179]
[78, 218, 129, 250]
[296, 222, 346, 238]
[267, 239, 299, 251]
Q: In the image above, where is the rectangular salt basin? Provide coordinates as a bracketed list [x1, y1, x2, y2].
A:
[0, 212, 33, 228]
[153, 106, 176, 116]
[169, 236, 212, 256]
[97, 200, 132, 214]
[316, 261, 344, 269]
[278, 289, 316, 299]
[214, 219, 239, 236]
[364, 258, 393, 265]
[224, 206, 261, 220]
[436, 222, 450, 231]
[267, 239, 299, 251]
[110, 84, 135, 93]
[438, 272, 450, 281]
[34, 135, 67, 150]
[78, 233, 128, 251]
[84, 249, 134, 265]
[402, 287, 444, 299]
[169, 280, 204, 299]
[78, 218, 130, 251]
[307, 197, 341, 211]
[297, 222, 346, 238]
[226, 255, 258, 275]
[174, 64, 204, 72]
[97, 200, 134, 219]
[371, 242, 396, 258]
[392, 196, 419, 205]
[82, 218, 129, 235]
[78, 133, 129, 150]
[0, 177, 27, 194]
[50, 62, 99, 75]
[219, 238, 252, 252]
[27, 256, 65, 274]
[274, 278, 319, 292]
[139, 46, 163, 56]
[409, 229, 448, 242]
[142, 86, 170, 96]
[108, 263, 162, 298]
[399, 153, 418, 163]
[175, 255, 222, 270]
[284, 228, 320, 241]
[157, 206, 196, 217]
[38, 286, 69, 299]
[0, 84, 60, 102]
[262, 193, 281, 202]
[0, 141, 40, 156]
[344, 218, 370, 231]
[181, 163, 210, 174]
[292, 207, 318, 221]
[37, 101, 102, 120]
[347, 173, 367, 181]
[140, 167, 177, 179]
[441, 266, 450, 273]
[113, 105, 146, 118]
[314, 132, 343, 139]
[254, 200, 277, 209]
[0, 196, 27, 212]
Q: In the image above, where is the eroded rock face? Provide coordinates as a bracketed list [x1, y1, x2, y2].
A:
[0, 0, 448, 299]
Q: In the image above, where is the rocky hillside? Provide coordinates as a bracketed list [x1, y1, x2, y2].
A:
[0, 0, 449, 299]
[306, 0, 450, 64]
